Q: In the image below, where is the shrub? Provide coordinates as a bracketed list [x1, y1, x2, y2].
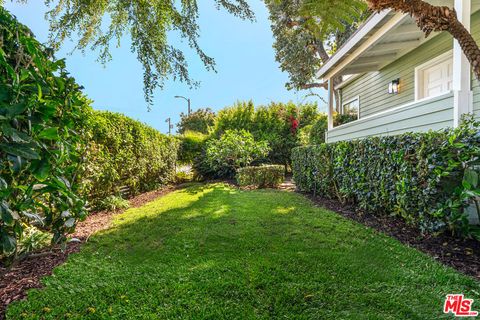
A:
[98, 196, 130, 212]
[0, 8, 88, 259]
[81, 111, 179, 206]
[309, 113, 359, 145]
[194, 130, 270, 179]
[18, 227, 51, 256]
[178, 131, 207, 164]
[237, 165, 285, 188]
[292, 117, 480, 239]
[213, 101, 319, 166]
[0, 8, 180, 259]
[177, 108, 215, 134]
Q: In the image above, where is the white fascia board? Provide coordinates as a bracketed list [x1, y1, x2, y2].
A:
[316, 10, 392, 80]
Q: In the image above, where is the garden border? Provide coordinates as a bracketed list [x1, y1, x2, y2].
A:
[0, 185, 180, 319]
[301, 192, 480, 280]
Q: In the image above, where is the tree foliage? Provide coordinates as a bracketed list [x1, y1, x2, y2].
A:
[264, 0, 367, 92]
[0, 8, 179, 259]
[177, 108, 216, 134]
[6, 0, 254, 107]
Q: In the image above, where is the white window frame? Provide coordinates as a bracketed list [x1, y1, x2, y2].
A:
[341, 96, 360, 119]
[414, 50, 453, 101]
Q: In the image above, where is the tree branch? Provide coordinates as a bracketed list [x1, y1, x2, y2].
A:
[301, 82, 328, 90]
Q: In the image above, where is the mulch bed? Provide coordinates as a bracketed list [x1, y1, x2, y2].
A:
[303, 193, 480, 280]
[0, 186, 177, 319]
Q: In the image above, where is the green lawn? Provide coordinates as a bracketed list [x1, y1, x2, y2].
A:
[7, 183, 480, 319]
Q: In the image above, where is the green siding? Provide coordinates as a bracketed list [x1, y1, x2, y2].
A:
[341, 32, 453, 118]
[327, 93, 453, 143]
[473, 11, 480, 118]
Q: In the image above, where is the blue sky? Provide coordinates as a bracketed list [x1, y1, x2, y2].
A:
[5, 1, 326, 133]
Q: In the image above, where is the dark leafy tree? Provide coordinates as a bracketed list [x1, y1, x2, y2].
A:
[264, 0, 367, 110]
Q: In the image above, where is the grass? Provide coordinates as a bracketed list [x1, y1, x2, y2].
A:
[7, 183, 480, 319]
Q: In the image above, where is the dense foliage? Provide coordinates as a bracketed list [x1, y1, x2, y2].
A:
[292, 118, 480, 238]
[236, 165, 285, 188]
[194, 130, 270, 179]
[177, 108, 216, 135]
[213, 101, 319, 165]
[307, 113, 360, 145]
[0, 9, 180, 259]
[82, 111, 179, 207]
[265, 0, 367, 99]
[178, 130, 208, 164]
[0, 7, 88, 258]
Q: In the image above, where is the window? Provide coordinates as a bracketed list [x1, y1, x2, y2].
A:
[415, 51, 453, 101]
[341, 97, 360, 120]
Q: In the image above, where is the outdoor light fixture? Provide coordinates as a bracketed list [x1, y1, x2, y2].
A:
[388, 79, 400, 94]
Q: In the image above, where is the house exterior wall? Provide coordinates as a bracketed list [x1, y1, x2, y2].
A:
[327, 93, 453, 143]
[473, 12, 480, 118]
[330, 11, 480, 144]
[340, 32, 453, 119]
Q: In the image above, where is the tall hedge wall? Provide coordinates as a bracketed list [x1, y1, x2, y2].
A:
[292, 118, 480, 239]
[0, 8, 179, 258]
[81, 111, 179, 206]
[0, 7, 89, 256]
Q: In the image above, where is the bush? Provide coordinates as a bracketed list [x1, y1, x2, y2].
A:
[194, 130, 270, 179]
[178, 130, 207, 164]
[237, 165, 285, 188]
[213, 101, 319, 166]
[0, 8, 180, 259]
[98, 196, 130, 212]
[309, 113, 359, 145]
[81, 111, 179, 207]
[177, 108, 215, 134]
[292, 117, 480, 239]
[0, 8, 88, 258]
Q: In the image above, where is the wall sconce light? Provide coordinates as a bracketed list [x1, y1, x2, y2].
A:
[388, 78, 400, 94]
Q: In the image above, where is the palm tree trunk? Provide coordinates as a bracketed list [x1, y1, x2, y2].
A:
[367, 0, 480, 80]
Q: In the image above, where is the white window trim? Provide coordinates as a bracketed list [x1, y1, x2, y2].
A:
[341, 96, 361, 119]
[414, 50, 453, 101]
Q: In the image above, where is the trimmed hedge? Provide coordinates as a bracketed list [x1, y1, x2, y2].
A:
[81, 111, 179, 207]
[237, 165, 285, 188]
[292, 118, 480, 238]
[178, 130, 207, 164]
[0, 8, 180, 259]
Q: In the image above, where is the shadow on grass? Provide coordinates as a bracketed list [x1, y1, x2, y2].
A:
[6, 183, 480, 320]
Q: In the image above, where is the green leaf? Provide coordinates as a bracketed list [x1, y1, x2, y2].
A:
[0, 143, 40, 160]
[0, 177, 7, 190]
[464, 169, 479, 189]
[33, 160, 51, 181]
[38, 127, 60, 140]
[1, 232, 17, 253]
[65, 217, 76, 228]
[4, 103, 28, 118]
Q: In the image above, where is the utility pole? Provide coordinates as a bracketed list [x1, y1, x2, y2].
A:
[165, 118, 173, 135]
[174, 95, 191, 115]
